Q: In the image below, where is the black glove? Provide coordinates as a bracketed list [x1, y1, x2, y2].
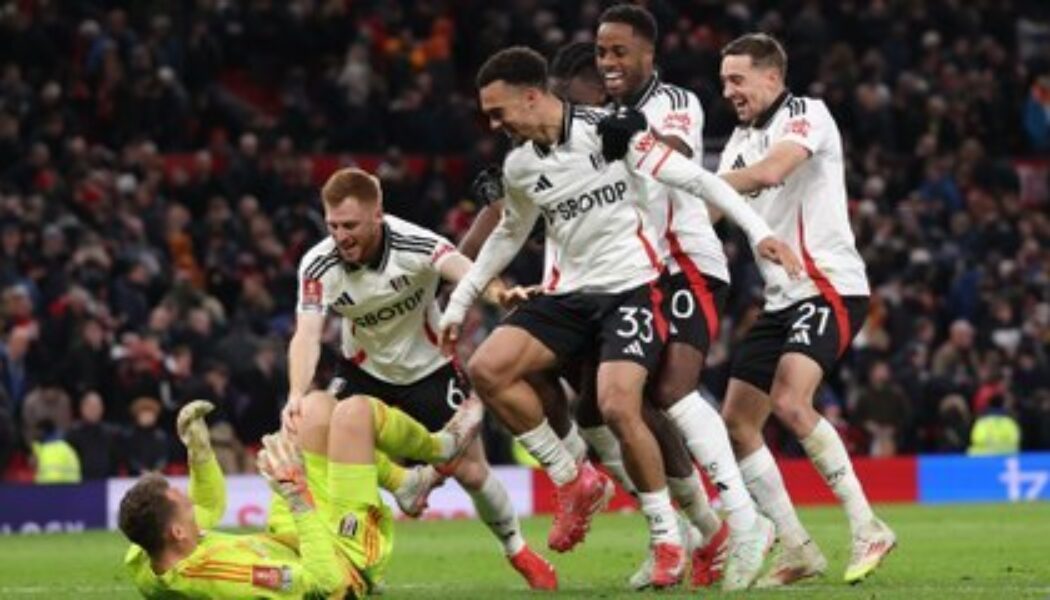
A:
[469, 164, 505, 206]
[597, 107, 648, 162]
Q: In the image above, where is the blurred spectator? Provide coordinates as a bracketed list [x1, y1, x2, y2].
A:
[65, 390, 120, 479]
[852, 360, 912, 457]
[123, 395, 169, 475]
[20, 385, 72, 447]
[936, 394, 973, 453]
[968, 394, 1022, 455]
[1023, 73, 1050, 151]
[0, 323, 41, 414]
[31, 418, 81, 484]
[932, 320, 981, 396]
[0, 1, 1044, 475]
[210, 421, 252, 474]
[231, 342, 283, 446]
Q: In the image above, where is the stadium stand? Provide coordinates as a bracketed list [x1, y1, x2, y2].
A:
[0, 0, 1048, 481]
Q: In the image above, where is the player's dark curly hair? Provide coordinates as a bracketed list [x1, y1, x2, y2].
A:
[550, 41, 599, 82]
[599, 3, 658, 44]
[118, 473, 176, 556]
[476, 46, 548, 89]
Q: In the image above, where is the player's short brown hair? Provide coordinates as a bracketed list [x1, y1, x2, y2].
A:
[476, 46, 548, 90]
[117, 473, 175, 556]
[722, 33, 788, 78]
[321, 167, 382, 209]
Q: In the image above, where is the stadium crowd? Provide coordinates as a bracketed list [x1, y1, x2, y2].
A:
[0, 0, 1048, 481]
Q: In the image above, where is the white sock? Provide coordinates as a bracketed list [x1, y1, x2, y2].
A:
[739, 445, 809, 547]
[468, 473, 525, 556]
[638, 488, 680, 546]
[679, 514, 703, 549]
[666, 392, 756, 532]
[517, 420, 578, 486]
[667, 471, 722, 540]
[561, 421, 588, 463]
[800, 418, 874, 536]
[580, 425, 637, 495]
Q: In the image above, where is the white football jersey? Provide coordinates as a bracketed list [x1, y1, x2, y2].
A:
[718, 93, 869, 310]
[296, 215, 456, 384]
[630, 77, 730, 283]
[503, 103, 662, 294]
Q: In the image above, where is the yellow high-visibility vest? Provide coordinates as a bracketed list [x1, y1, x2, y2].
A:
[32, 439, 82, 484]
[968, 415, 1021, 456]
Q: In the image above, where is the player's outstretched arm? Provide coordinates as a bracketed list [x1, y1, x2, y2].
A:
[176, 400, 228, 530]
[626, 132, 801, 278]
[283, 311, 324, 435]
[439, 186, 538, 347]
[720, 140, 809, 194]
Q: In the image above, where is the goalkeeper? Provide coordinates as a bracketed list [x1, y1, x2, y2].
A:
[119, 391, 482, 598]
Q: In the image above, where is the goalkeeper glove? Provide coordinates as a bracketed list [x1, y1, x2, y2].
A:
[596, 107, 648, 162]
[470, 165, 505, 206]
[176, 400, 215, 464]
[258, 433, 315, 514]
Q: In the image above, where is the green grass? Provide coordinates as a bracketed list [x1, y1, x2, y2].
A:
[1, 504, 1048, 598]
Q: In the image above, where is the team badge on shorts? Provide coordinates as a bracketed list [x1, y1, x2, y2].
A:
[252, 565, 292, 591]
[339, 513, 359, 537]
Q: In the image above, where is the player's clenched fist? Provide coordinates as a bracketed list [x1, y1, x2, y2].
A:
[597, 107, 648, 162]
[177, 400, 214, 462]
[755, 237, 802, 279]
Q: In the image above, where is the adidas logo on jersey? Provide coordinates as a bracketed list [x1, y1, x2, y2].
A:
[623, 340, 645, 358]
[589, 152, 606, 171]
[533, 174, 553, 192]
[788, 329, 811, 346]
[731, 154, 746, 170]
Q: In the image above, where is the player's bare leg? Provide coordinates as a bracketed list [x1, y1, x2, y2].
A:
[469, 326, 610, 553]
[654, 342, 770, 590]
[597, 360, 684, 588]
[724, 377, 827, 588]
[767, 354, 895, 584]
[449, 434, 557, 590]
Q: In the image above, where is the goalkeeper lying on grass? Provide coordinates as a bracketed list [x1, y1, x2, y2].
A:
[119, 390, 483, 598]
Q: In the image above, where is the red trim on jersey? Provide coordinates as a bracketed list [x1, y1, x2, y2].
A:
[665, 202, 719, 341]
[649, 145, 675, 178]
[797, 212, 850, 357]
[350, 348, 368, 365]
[546, 262, 561, 292]
[634, 219, 662, 271]
[423, 321, 439, 346]
[649, 280, 669, 342]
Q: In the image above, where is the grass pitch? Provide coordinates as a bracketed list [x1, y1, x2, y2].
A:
[0, 503, 1048, 598]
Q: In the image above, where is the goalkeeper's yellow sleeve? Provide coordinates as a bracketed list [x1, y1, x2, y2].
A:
[188, 453, 227, 529]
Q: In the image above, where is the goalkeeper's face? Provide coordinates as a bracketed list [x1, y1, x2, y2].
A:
[479, 81, 544, 143]
[166, 487, 201, 550]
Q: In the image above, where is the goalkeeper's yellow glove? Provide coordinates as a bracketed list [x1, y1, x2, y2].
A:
[258, 433, 315, 514]
[177, 400, 215, 464]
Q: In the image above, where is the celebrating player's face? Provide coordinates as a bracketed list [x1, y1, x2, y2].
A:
[596, 22, 653, 100]
[479, 81, 540, 143]
[325, 197, 382, 265]
[720, 55, 779, 123]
